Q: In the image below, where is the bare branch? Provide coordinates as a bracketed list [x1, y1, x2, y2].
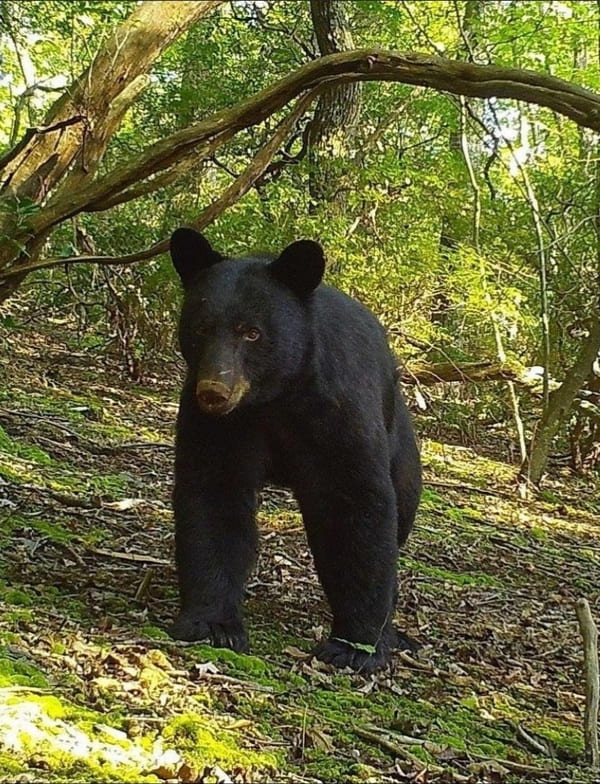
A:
[576, 598, 600, 768]
[6, 93, 318, 278]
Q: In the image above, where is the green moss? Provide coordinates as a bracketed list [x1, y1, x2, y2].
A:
[0, 424, 54, 466]
[190, 644, 271, 679]
[420, 488, 448, 508]
[401, 557, 502, 587]
[530, 525, 549, 542]
[347, 763, 390, 782]
[0, 458, 33, 483]
[0, 652, 49, 688]
[2, 587, 32, 606]
[427, 704, 528, 761]
[141, 624, 170, 641]
[0, 446, 129, 502]
[0, 631, 20, 646]
[302, 750, 356, 781]
[86, 472, 131, 498]
[6, 693, 65, 719]
[538, 489, 560, 505]
[27, 389, 105, 423]
[530, 719, 584, 761]
[52, 757, 158, 784]
[2, 607, 34, 625]
[163, 713, 278, 773]
[0, 690, 175, 782]
[27, 517, 75, 543]
[0, 752, 23, 776]
[0, 514, 75, 550]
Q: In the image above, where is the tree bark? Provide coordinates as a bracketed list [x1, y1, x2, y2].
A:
[0, 1, 223, 204]
[399, 360, 530, 387]
[0, 0, 224, 300]
[576, 598, 600, 768]
[519, 320, 600, 485]
[308, 0, 361, 205]
[22, 49, 600, 233]
[0, 94, 318, 281]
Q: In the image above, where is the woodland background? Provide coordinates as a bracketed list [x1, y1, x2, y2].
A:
[0, 2, 599, 782]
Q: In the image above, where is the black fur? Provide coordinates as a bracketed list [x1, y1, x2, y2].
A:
[169, 228, 422, 672]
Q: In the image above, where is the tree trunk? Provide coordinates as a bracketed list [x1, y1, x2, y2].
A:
[519, 320, 600, 485]
[399, 360, 530, 386]
[519, 4, 600, 487]
[308, 0, 361, 206]
[0, 1, 224, 281]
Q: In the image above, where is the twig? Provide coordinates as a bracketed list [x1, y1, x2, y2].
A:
[576, 597, 599, 768]
[469, 753, 549, 776]
[396, 650, 436, 672]
[514, 723, 552, 757]
[53, 539, 86, 567]
[17, 482, 100, 509]
[0, 406, 172, 454]
[168, 666, 274, 693]
[134, 569, 154, 602]
[424, 477, 517, 501]
[352, 725, 445, 774]
[360, 723, 426, 746]
[85, 546, 170, 567]
[354, 724, 549, 778]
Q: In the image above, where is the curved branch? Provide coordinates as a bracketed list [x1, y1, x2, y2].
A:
[7, 93, 318, 278]
[24, 48, 600, 237]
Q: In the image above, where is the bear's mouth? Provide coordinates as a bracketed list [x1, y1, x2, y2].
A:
[195, 379, 249, 416]
[197, 398, 237, 416]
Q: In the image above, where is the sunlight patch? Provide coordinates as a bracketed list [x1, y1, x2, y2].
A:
[0, 692, 172, 780]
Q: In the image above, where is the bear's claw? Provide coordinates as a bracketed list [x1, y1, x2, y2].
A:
[169, 613, 248, 653]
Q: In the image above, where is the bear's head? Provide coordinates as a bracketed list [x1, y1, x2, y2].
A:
[170, 227, 325, 415]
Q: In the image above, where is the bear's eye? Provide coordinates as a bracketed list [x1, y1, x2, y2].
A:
[235, 323, 261, 341]
[244, 326, 261, 342]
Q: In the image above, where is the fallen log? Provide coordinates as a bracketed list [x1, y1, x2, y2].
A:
[399, 360, 533, 387]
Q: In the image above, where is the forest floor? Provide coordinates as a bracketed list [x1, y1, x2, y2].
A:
[0, 321, 599, 784]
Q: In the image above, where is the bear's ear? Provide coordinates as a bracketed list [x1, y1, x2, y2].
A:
[170, 227, 222, 288]
[269, 240, 325, 298]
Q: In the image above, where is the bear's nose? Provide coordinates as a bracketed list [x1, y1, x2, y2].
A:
[196, 380, 232, 410]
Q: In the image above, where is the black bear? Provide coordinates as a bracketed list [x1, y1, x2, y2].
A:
[169, 227, 421, 672]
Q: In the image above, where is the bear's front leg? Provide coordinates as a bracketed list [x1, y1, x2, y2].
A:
[170, 489, 257, 651]
[300, 470, 401, 673]
[169, 394, 262, 651]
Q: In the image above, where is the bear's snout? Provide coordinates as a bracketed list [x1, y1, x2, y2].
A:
[196, 379, 247, 415]
[196, 379, 233, 413]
